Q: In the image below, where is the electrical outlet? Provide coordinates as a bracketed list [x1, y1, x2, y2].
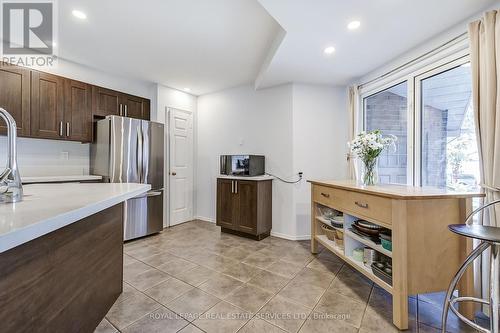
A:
[60, 151, 69, 160]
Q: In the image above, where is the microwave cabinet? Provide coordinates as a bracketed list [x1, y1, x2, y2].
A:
[216, 177, 272, 240]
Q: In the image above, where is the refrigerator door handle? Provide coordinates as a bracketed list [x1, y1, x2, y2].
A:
[137, 127, 143, 183]
[141, 121, 150, 185]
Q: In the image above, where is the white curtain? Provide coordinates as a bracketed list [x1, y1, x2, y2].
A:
[469, 9, 500, 315]
[347, 86, 359, 180]
[469, 10, 500, 227]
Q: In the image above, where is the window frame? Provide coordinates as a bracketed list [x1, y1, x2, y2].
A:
[362, 81, 412, 185]
[358, 48, 471, 186]
[413, 55, 470, 186]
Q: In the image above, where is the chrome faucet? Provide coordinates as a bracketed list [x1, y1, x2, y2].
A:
[0, 108, 22, 203]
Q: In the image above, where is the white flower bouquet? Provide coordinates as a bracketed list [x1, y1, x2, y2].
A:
[349, 130, 396, 185]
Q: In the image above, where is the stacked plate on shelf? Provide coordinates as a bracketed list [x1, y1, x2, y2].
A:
[329, 214, 344, 229]
[351, 220, 382, 244]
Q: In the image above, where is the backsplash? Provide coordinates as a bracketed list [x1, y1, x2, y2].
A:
[0, 137, 89, 177]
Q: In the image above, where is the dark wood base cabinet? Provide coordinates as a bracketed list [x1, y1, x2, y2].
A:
[0, 204, 124, 333]
[216, 178, 272, 240]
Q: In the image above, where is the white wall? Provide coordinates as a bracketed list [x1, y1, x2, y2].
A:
[196, 84, 294, 235]
[196, 83, 348, 239]
[356, 4, 499, 85]
[154, 84, 197, 124]
[291, 84, 348, 238]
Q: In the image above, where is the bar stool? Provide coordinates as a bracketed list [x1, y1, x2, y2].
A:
[442, 199, 500, 333]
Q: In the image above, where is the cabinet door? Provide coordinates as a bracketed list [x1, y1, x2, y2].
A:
[0, 65, 30, 136]
[216, 179, 238, 229]
[30, 71, 64, 139]
[64, 80, 92, 142]
[122, 94, 149, 119]
[236, 180, 257, 233]
[92, 86, 121, 117]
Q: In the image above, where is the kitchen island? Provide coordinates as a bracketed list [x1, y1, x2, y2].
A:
[309, 180, 483, 330]
[0, 182, 150, 333]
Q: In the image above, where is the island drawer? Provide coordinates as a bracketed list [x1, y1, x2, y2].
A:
[344, 191, 392, 225]
[312, 185, 345, 211]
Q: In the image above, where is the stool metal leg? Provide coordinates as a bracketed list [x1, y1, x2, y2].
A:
[442, 241, 490, 333]
[490, 244, 499, 333]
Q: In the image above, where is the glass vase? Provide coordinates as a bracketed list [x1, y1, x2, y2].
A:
[361, 158, 379, 186]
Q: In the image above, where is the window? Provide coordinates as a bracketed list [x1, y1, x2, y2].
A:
[361, 56, 480, 190]
[419, 63, 479, 190]
[364, 82, 408, 184]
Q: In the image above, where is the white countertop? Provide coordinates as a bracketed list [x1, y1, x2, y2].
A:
[22, 175, 103, 184]
[217, 175, 274, 181]
[0, 183, 150, 253]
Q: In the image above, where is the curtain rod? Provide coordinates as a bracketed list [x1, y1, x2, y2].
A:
[358, 32, 468, 89]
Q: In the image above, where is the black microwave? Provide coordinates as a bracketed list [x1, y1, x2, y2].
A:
[220, 155, 265, 176]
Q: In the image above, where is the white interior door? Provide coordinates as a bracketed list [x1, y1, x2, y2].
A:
[168, 108, 194, 226]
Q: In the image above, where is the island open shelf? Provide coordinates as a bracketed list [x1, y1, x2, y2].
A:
[309, 179, 483, 330]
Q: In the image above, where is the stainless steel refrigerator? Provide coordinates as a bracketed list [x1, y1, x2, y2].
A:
[90, 116, 164, 240]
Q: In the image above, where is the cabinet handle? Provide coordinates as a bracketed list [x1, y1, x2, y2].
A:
[66, 122, 70, 137]
[119, 104, 123, 116]
[355, 201, 369, 209]
[235, 181, 238, 194]
[321, 192, 330, 198]
[59, 121, 63, 137]
[124, 105, 128, 117]
[231, 181, 234, 193]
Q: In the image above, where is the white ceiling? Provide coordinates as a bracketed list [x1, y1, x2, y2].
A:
[256, 0, 498, 88]
[57, 0, 498, 95]
[57, 0, 281, 95]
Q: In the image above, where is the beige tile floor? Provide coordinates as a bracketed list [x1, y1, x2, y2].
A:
[95, 220, 482, 333]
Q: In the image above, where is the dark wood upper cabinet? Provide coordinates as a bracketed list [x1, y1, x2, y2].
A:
[0, 62, 151, 142]
[64, 80, 92, 142]
[93, 87, 150, 120]
[0, 65, 30, 136]
[92, 86, 121, 117]
[216, 178, 272, 240]
[121, 94, 150, 120]
[30, 71, 64, 140]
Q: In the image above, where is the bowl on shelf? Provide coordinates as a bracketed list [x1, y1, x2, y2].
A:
[380, 238, 392, 251]
[318, 206, 336, 219]
[379, 231, 392, 251]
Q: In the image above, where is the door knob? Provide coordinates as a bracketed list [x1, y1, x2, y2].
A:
[171, 172, 177, 176]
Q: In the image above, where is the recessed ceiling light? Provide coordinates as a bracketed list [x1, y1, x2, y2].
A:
[72, 10, 87, 20]
[347, 20, 361, 30]
[324, 46, 335, 55]
[183, 88, 191, 92]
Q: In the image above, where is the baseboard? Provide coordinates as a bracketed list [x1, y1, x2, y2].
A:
[270, 231, 311, 241]
[194, 216, 216, 223]
[191, 218, 310, 241]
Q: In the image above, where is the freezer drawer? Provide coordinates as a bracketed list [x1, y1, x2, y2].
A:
[124, 190, 163, 241]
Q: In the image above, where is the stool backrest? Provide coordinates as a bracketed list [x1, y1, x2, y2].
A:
[464, 199, 500, 226]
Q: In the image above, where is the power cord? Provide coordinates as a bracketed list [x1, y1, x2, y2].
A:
[265, 172, 303, 184]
